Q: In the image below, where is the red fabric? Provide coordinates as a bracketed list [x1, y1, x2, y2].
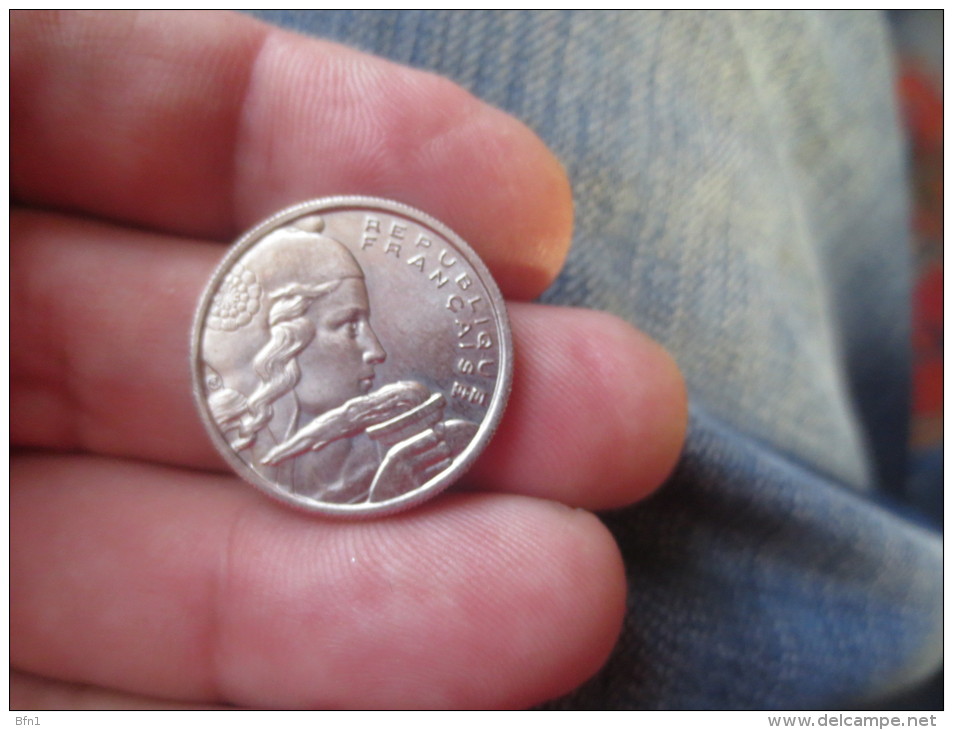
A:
[898, 62, 942, 447]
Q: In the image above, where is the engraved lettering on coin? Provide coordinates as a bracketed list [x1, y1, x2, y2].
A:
[191, 198, 512, 517]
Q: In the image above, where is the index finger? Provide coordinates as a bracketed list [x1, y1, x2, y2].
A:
[11, 10, 572, 299]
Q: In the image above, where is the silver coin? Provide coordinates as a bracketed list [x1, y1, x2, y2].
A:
[191, 197, 512, 517]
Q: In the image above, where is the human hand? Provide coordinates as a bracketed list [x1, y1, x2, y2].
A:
[370, 427, 455, 503]
[11, 10, 687, 709]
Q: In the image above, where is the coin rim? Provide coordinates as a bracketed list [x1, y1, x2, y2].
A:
[190, 196, 513, 518]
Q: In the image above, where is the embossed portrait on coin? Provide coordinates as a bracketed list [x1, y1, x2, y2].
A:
[202, 216, 477, 505]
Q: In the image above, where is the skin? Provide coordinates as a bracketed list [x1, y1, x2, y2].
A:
[11, 10, 689, 709]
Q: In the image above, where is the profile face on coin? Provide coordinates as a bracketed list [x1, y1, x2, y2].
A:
[191, 197, 512, 517]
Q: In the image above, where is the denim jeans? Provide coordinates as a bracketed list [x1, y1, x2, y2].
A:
[248, 10, 942, 710]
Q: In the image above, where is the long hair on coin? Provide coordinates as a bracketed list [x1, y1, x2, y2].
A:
[228, 280, 342, 451]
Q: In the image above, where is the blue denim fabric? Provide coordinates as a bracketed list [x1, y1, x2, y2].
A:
[247, 10, 942, 710]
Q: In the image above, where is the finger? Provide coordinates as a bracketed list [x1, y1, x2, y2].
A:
[466, 304, 687, 508]
[12, 10, 571, 298]
[404, 433, 452, 470]
[11, 671, 230, 711]
[12, 210, 686, 508]
[12, 209, 686, 510]
[414, 442, 454, 480]
[12, 454, 625, 709]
